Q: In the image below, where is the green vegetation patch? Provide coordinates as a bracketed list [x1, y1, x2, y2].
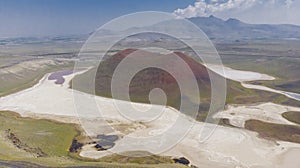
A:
[245, 119, 300, 143]
[99, 151, 174, 164]
[0, 111, 184, 168]
[0, 111, 77, 157]
[282, 111, 300, 125]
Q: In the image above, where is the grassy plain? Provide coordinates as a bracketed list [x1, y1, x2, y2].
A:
[0, 111, 185, 168]
[245, 119, 300, 144]
[282, 112, 300, 125]
[215, 40, 300, 94]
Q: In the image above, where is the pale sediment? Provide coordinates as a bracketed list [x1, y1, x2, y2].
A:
[0, 68, 300, 168]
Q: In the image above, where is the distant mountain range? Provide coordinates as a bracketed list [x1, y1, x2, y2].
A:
[3, 15, 300, 43]
[98, 15, 300, 41]
[188, 15, 300, 40]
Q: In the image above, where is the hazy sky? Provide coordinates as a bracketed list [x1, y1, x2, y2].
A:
[0, 0, 299, 38]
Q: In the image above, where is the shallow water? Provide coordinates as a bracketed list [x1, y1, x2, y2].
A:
[285, 92, 300, 101]
[48, 70, 75, 84]
[96, 134, 119, 149]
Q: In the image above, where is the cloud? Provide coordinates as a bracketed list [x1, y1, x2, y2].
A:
[173, 0, 294, 18]
[285, 0, 294, 8]
[174, 0, 259, 18]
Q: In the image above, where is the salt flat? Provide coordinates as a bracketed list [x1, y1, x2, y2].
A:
[207, 64, 300, 101]
[242, 83, 300, 101]
[214, 103, 300, 128]
[205, 64, 275, 82]
[0, 69, 300, 168]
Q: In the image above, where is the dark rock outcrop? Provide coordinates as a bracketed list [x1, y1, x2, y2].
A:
[173, 157, 190, 166]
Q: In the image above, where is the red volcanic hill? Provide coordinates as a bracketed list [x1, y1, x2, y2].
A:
[73, 49, 300, 121]
[95, 49, 213, 111]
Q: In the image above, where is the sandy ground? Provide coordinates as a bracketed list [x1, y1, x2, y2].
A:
[214, 103, 300, 128]
[0, 69, 300, 167]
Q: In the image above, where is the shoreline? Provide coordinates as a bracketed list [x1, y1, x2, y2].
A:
[1, 67, 300, 167]
[206, 64, 300, 101]
[242, 83, 300, 101]
[214, 102, 300, 128]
